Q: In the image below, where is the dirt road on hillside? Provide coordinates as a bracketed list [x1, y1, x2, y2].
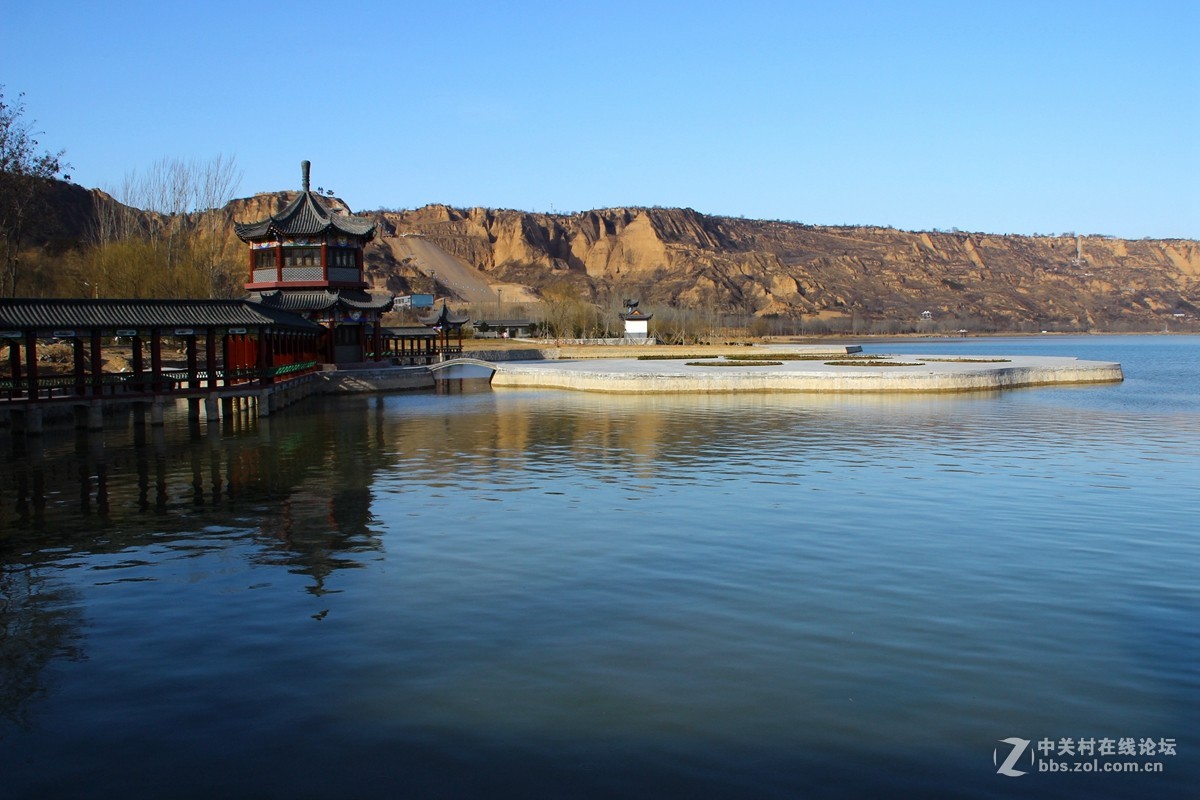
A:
[385, 237, 498, 304]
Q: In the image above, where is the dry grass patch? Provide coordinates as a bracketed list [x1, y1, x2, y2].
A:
[922, 357, 1012, 363]
[824, 360, 926, 367]
[686, 360, 784, 367]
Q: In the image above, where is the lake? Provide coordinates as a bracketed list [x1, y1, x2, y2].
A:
[1, 335, 1196, 799]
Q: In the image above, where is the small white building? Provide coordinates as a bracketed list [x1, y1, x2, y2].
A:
[620, 300, 652, 339]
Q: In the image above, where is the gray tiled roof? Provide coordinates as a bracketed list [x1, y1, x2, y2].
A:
[337, 290, 394, 311]
[382, 326, 436, 338]
[0, 299, 321, 332]
[249, 289, 394, 313]
[249, 290, 340, 312]
[418, 303, 471, 327]
[234, 192, 376, 241]
[474, 319, 534, 327]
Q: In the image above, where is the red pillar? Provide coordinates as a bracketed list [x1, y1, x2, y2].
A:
[90, 329, 104, 397]
[245, 334, 256, 377]
[242, 334, 253, 376]
[73, 338, 87, 396]
[186, 336, 199, 391]
[205, 329, 217, 389]
[150, 329, 163, 393]
[24, 331, 38, 400]
[228, 335, 240, 381]
[259, 329, 274, 384]
[9, 341, 22, 394]
[132, 336, 145, 392]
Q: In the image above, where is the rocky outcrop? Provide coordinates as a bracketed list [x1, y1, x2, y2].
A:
[368, 205, 1200, 329]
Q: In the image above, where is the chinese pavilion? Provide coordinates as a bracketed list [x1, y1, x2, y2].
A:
[235, 161, 393, 364]
[418, 301, 471, 358]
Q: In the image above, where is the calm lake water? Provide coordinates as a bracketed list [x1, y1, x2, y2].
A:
[1, 335, 1196, 799]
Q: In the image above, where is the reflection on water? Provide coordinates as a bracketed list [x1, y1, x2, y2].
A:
[0, 337, 1197, 798]
[0, 569, 85, 733]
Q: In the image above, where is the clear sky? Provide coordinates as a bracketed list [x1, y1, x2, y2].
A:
[3, 0, 1197, 239]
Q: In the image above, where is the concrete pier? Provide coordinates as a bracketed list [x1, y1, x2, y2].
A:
[490, 353, 1124, 394]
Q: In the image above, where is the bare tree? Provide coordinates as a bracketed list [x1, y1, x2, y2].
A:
[0, 86, 67, 297]
[192, 154, 243, 296]
[540, 281, 599, 341]
[111, 154, 242, 297]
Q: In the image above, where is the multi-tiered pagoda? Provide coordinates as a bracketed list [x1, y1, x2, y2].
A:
[235, 161, 393, 364]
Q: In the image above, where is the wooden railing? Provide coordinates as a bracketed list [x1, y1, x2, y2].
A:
[1, 361, 319, 403]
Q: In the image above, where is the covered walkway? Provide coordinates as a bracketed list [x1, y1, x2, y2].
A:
[0, 298, 326, 431]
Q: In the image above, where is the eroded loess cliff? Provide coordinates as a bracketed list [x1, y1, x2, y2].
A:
[369, 205, 1200, 328]
[35, 182, 1200, 329]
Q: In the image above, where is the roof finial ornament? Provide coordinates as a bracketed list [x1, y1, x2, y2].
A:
[301, 160, 311, 192]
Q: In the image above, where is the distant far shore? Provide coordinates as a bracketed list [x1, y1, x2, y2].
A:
[460, 330, 1196, 358]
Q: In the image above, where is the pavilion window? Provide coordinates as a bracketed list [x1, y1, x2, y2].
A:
[328, 248, 357, 268]
[253, 248, 277, 268]
[284, 247, 321, 267]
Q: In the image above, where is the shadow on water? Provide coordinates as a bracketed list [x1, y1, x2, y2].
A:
[0, 569, 86, 739]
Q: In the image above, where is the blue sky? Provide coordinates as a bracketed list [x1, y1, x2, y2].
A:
[3, 0, 1197, 238]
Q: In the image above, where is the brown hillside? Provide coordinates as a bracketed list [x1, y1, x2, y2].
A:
[31, 182, 1200, 330]
[367, 205, 1200, 330]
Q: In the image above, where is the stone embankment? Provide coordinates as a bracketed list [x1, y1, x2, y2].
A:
[489, 354, 1123, 394]
[307, 345, 1123, 396]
